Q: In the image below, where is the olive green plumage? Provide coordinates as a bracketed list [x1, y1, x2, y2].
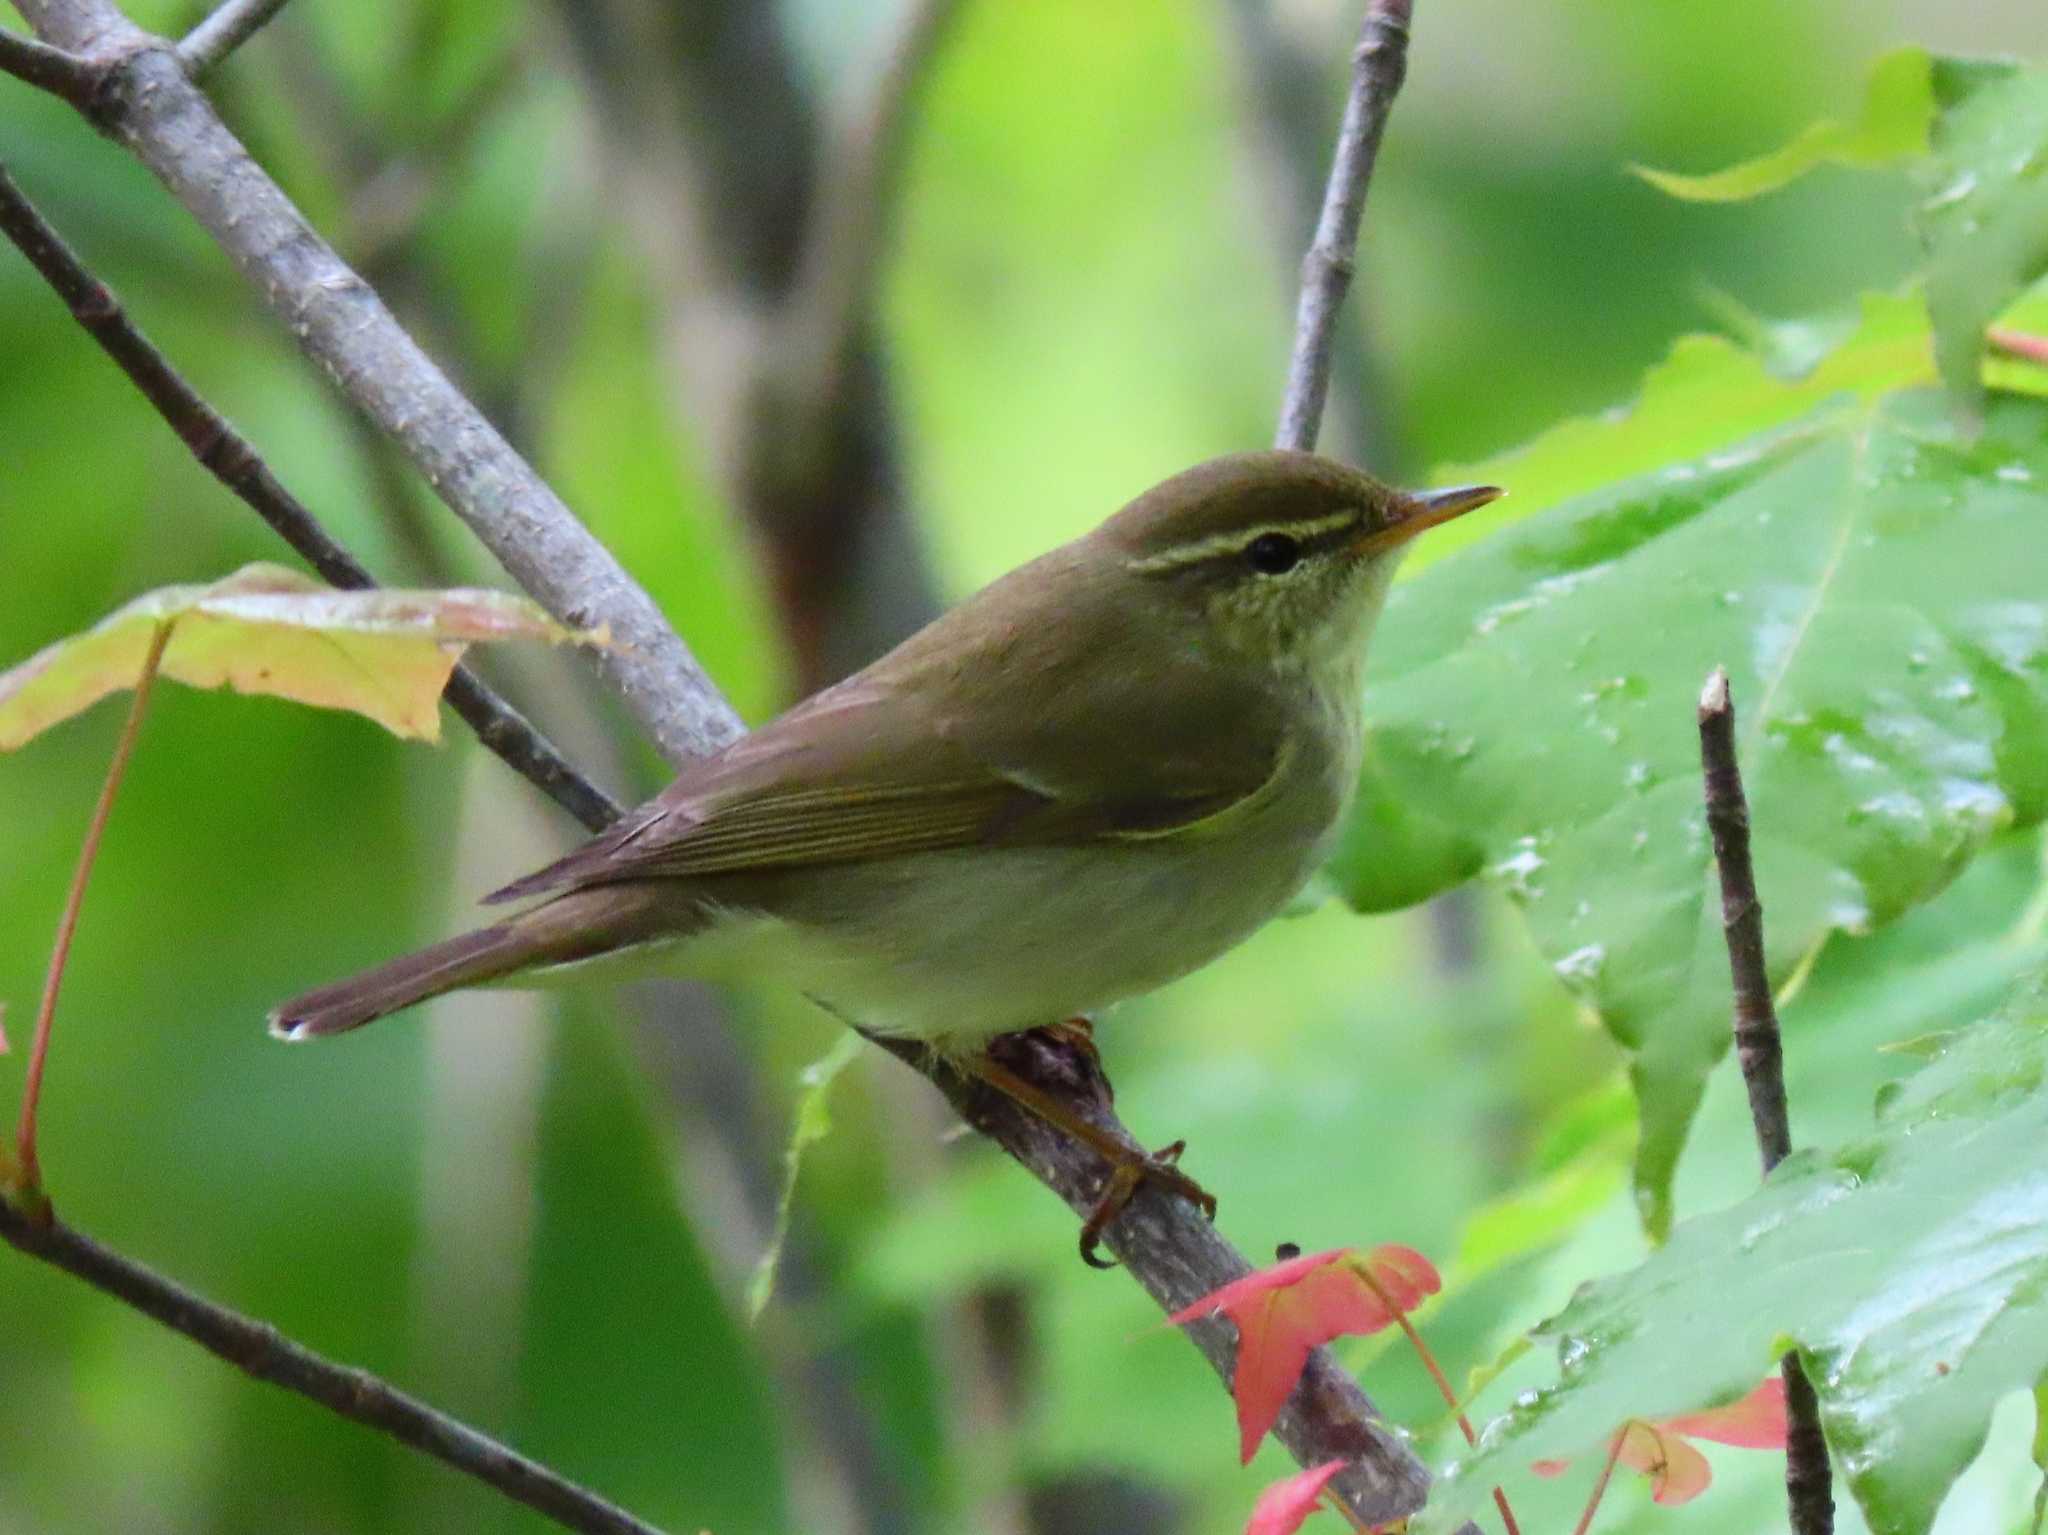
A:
[271, 451, 1497, 1046]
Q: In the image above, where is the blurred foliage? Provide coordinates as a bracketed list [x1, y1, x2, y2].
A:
[2, 4, 2045, 1535]
[1633, 48, 1940, 204]
[1641, 49, 2048, 411]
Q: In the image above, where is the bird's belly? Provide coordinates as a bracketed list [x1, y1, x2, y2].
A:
[687, 832, 1326, 1048]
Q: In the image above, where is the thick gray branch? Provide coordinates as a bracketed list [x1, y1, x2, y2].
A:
[16, 0, 741, 768]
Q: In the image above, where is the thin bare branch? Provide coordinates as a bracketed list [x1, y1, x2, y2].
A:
[1240, 8, 1450, 1518]
[1697, 670, 1793, 1173]
[175, 0, 290, 78]
[1275, 0, 1411, 453]
[1224, 0, 1400, 472]
[15, 0, 740, 769]
[0, 24, 98, 106]
[0, 1199, 670, 1535]
[0, 163, 622, 833]
[1698, 668, 1836, 1535]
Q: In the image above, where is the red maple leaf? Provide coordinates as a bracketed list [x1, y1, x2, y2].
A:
[1244, 1460, 1346, 1535]
[1534, 1377, 1789, 1507]
[1660, 1377, 1790, 1449]
[1170, 1245, 1442, 1463]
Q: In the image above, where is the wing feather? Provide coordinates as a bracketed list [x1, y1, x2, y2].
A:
[484, 557, 1289, 904]
[617, 782, 1021, 876]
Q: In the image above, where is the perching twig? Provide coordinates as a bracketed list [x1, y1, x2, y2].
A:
[1251, 17, 1436, 1512]
[0, 162, 621, 834]
[1698, 668, 1835, 1535]
[1223, 0, 1399, 472]
[0, 1199, 669, 1535]
[13, 0, 740, 771]
[1274, 0, 1410, 454]
[175, 0, 291, 78]
[0, 25, 99, 107]
[870, 1031, 1439, 1531]
[13, 623, 173, 1203]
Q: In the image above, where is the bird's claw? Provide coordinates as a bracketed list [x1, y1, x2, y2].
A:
[1078, 1138, 1218, 1269]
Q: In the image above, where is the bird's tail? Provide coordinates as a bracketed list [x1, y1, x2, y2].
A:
[268, 886, 667, 1040]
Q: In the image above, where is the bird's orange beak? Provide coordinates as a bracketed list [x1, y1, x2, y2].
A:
[1355, 484, 1504, 557]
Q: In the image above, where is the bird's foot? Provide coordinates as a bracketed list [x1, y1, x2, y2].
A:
[964, 1045, 1218, 1269]
[1078, 1137, 1216, 1269]
[1039, 1016, 1103, 1079]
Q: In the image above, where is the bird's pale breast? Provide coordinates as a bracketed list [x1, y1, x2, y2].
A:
[681, 684, 1362, 1049]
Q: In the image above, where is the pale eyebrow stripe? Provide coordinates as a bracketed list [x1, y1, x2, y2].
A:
[1122, 508, 1361, 573]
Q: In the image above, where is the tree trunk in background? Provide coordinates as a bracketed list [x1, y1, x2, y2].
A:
[548, 0, 941, 691]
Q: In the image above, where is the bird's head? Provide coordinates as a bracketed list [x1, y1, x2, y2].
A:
[1097, 450, 1501, 673]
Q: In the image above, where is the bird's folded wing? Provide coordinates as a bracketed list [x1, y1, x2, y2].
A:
[483, 671, 1277, 904]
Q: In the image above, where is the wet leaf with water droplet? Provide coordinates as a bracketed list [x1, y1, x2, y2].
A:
[1415, 971, 2048, 1535]
[1341, 352, 2048, 1237]
[1916, 59, 2048, 412]
[1411, 290, 1938, 568]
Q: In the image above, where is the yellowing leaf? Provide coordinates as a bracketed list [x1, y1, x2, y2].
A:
[0, 564, 603, 749]
[1634, 48, 1935, 203]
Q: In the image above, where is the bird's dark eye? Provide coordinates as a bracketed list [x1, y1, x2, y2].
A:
[1246, 532, 1302, 575]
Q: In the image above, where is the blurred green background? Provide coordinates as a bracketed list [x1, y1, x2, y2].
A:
[1, 2, 2043, 1533]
